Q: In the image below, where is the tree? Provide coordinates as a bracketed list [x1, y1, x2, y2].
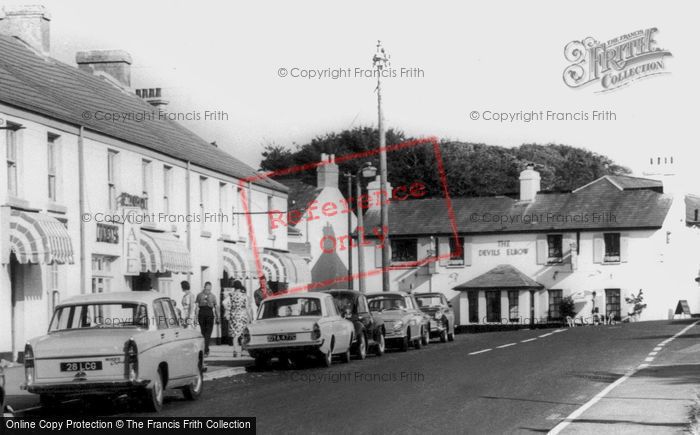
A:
[260, 144, 295, 172]
[625, 289, 647, 321]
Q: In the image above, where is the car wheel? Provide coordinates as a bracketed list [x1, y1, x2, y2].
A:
[254, 355, 269, 369]
[340, 343, 351, 363]
[39, 394, 62, 409]
[182, 361, 203, 401]
[413, 327, 423, 349]
[143, 368, 164, 412]
[356, 333, 367, 360]
[374, 332, 385, 356]
[440, 326, 448, 343]
[320, 348, 333, 367]
[399, 329, 409, 352]
[421, 326, 430, 346]
[448, 325, 455, 342]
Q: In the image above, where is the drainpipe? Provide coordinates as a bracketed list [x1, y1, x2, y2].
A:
[78, 126, 86, 294]
[186, 161, 191, 282]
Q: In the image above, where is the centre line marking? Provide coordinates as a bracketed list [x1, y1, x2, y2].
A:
[548, 320, 699, 435]
[521, 338, 537, 343]
[497, 343, 516, 348]
[539, 333, 552, 338]
[469, 349, 492, 355]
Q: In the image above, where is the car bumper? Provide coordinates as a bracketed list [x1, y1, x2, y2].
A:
[429, 320, 447, 335]
[25, 379, 150, 395]
[244, 339, 325, 355]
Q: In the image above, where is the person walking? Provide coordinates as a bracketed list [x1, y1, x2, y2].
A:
[180, 281, 196, 329]
[196, 282, 219, 356]
[227, 280, 251, 358]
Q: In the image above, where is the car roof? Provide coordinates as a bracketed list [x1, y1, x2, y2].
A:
[58, 291, 167, 306]
[262, 292, 330, 301]
[414, 292, 442, 297]
[366, 291, 409, 297]
[320, 289, 363, 296]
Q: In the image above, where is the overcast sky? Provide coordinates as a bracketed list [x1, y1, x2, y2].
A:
[20, 0, 699, 180]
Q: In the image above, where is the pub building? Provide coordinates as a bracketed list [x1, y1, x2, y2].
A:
[359, 163, 700, 324]
[0, 6, 310, 361]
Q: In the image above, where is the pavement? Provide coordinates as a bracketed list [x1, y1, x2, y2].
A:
[5, 320, 700, 434]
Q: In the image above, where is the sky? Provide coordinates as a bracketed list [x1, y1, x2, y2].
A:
[13, 0, 700, 181]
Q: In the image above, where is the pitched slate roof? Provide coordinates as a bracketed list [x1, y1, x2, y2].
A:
[0, 35, 286, 193]
[454, 264, 544, 290]
[362, 175, 673, 236]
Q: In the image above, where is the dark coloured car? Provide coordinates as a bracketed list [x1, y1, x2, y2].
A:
[414, 292, 455, 342]
[321, 290, 386, 359]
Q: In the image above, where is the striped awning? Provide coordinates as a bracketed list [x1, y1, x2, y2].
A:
[140, 230, 191, 274]
[223, 244, 253, 279]
[260, 249, 311, 285]
[10, 210, 74, 264]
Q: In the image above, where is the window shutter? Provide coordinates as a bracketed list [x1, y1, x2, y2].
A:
[536, 235, 547, 265]
[438, 237, 450, 266]
[563, 236, 572, 263]
[620, 233, 629, 262]
[464, 236, 473, 266]
[593, 235, 603, 263]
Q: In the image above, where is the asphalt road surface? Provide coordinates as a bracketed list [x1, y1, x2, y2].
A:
[17, 319, 698, 434]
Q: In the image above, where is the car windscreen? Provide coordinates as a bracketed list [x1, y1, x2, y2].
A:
[414, 295, 443, 307]
[258, 297, 323, 319]
[330, 293, 356, 313]
[49, 303, 149, 331]
[367, 296, 406, 311]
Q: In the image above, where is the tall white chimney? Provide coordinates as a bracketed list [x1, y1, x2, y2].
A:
[0, 5, 51, 56]
[519, 164, 540, 201]
[366, 175, 392, 210]
[316, 153, 339, 189]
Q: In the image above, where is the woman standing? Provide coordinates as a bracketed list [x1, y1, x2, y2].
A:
[227, 280, 250, 358]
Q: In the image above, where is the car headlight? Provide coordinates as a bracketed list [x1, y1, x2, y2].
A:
[393, 321, 403, 331]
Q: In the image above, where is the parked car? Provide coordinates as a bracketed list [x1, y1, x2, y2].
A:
[366, 291, 429, 351]
[320, 290, 386, 359]
[23, 291, 204, 412]
[243, 293, 355, 368]
[414, 292, 456, 342]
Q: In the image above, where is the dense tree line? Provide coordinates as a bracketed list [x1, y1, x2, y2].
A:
[259, 127, 630, 198]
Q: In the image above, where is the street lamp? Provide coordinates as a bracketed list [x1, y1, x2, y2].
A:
[343, 162, 377, 292]
[373, 40, 391, 292]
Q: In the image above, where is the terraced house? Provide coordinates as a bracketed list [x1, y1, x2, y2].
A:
[359, 164, 700, 325]
[0, 5, 310, 361]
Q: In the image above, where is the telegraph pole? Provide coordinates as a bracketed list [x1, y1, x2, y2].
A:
[373, 40, 391, 292]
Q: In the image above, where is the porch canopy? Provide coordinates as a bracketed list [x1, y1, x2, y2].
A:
[10, 210, 74, 264]
[259, 248, 312, 285]
[223, 244, 253, 280]
[454, 264, 544, 290]
[140, 229, 191, 274]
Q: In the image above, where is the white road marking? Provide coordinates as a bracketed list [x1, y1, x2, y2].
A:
[554, 329, 567, 333]
[638, 363, 649, 369]
[548, 320, 699, 435]
[644, 357, 654, 362]
[469, 348, 492, 355]
[539, 333, 552, 338]
[521, 338, 537, 343]
[653, 347, 662, 352]
[497, 343, 516, 349]
[648, 351, 658, 356]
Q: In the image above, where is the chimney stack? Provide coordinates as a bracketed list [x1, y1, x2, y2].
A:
[519, 164, 540, 201]
[366, 175, 392, 210]
[316, 153, 339, 189]
[0, 5, 51, 56]
[76, 49, 132, 88]
[136, 87, 169, 109]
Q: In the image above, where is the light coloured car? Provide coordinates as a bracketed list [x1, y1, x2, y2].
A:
[23, 291, 204, 412]
[366, 292, 429, 351]
[243, 293, 355, 368]
[414, 292, 456, 342]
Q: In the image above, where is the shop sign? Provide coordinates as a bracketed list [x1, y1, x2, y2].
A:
[96, 223, 119, 244]
[118, 192, 148, 210]
[478, 240, 529, 257]
[123, 207, 141, 275]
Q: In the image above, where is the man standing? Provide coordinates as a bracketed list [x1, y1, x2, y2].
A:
[253, 275, 269, 308]
[180, 281, 196, 329]
[196, 282, 219, 356]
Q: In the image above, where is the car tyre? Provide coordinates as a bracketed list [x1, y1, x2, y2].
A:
[320, 348, 333, 367]
[39, 394, 62, 409]
[374, 332, 385, 356]
[182, 362, 203, 401]
[421, 326, 430, 346]
[399, 330, 410, 352]
[448, 325, 455, 342]
[340, 344, 351, 364]
[143, 368, 164, 412]
[254, 355, 269, 369]
[440, 326, 448, 343]
[413, 327, 423, 349]
[356, 333, 367, 360]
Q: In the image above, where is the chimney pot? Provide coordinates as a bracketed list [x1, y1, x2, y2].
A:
[0, 5, 51, 56]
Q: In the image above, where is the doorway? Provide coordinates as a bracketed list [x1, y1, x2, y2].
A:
[485, 290, 501, 323]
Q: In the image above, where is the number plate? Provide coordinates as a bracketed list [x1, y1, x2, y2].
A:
[267, 334, 297, 342]
[60, 361, 103, 372]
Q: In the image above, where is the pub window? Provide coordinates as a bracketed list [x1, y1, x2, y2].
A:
[91, 254, 114, 294]
[548, 289, 563, 321]
[163, 165, 172, 214]
[508, 290, 519, 322]
[547, 234, 563, 263]
[219, 182, 227, 234]
[199, 176, 208, 229]
[107, 150, 119, 209]
[47, 133, 59, 202]
[449, 236, 464, 265]
[603, 233, 620, 263]
[141, 159, 151, 211]
[391, 239, 418, 262]
[6, 124, 19, 196]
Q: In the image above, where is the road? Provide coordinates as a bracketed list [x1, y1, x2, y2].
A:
[14, 319, 699, 434]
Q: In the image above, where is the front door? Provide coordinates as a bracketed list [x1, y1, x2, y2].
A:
[605, 289, 621, 321]
[485, 290, 501, 323]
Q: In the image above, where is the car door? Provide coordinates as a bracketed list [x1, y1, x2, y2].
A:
[325, 297, 350, 352]
[405, 296, 422, 340]
[162, 298, 195, 381]
[152, 299, 180, 380]
[356, 295, 375, 343]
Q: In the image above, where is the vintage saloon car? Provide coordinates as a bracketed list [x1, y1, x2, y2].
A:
[243, 293, 354, 368]
[366, 291, 429, 351]
[23, 291, 204, 412]
[320, 290, 386, 359]
[414, 292, 456, 342]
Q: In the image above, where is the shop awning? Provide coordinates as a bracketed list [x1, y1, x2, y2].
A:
[223, 244, 253, 279]
[140, 230, 191, 274]
[454, 264, 544, 290]
[260, 249, 311, 284]
[10, 210, 74, 264]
